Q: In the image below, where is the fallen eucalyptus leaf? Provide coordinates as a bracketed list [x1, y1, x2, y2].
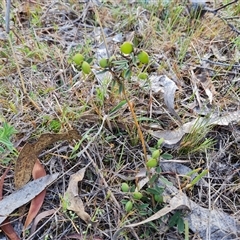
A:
[0, 173, 59, 225]
[0, 167, 20, 240]
[24, 159, 47, 229]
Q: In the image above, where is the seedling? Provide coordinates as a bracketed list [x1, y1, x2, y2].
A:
[169, 211, 185, 234]
[0, 122, 18, 164]
[183, 169, 209, 190]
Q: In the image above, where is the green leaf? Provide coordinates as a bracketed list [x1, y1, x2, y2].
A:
[149, 174, 159, 185]
[161, 153, 173, 160]
[0, 123, 17, 138]
[177, 217, 184, 233]
[118, 82, 124, 93]
[156, 166, 162, 174]
[136, 117, 159, 122]
[49, 119, 61, 132]
[169, 211, 181, 228]
[146, 186, 164, 195]
[188, 169, 209, 187]
[157, 138, 164, 148]
[109, 100, 127, 114]
[123, 69, 131, 80]
[137, 203, 149, 210]
[0, 123, 17, 153]
[159, 176, 173, 186]
[111, 59, 128, 65]
[0, 146, 5, 153]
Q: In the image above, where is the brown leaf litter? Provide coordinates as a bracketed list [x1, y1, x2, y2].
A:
[14, 129, 81, 189]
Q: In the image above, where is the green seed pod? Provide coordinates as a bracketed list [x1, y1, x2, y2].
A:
[125, 201, 133, 212]
[152, 149, 161, 159]
[154, 194, 163, 203]
[138, 72, 148, 80]
[120, 42, 133, 54]
[81, 61, 91, 74]
[133, 191, 143, 200]
[99, 58, 109, 68]
[138, 51, 149, 64]
[146, 158, 158, 168]
[121, 182, 129, 192]
[72, 53, 84, 65]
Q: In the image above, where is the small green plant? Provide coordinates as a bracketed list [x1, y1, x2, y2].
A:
[182, 168, 209, 190]
[179, 117, 215, 155]
[120, 138, 172, 219]
[48, 119, 61, 133]
[0, 122, 18, 164]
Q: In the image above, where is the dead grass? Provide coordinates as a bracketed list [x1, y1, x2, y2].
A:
[0, 0, 240, 239]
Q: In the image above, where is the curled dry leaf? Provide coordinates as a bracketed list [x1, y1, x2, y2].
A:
[148, 75, 182, 124]
[14, 130, 81, 189]
[64, 167, 91, 223]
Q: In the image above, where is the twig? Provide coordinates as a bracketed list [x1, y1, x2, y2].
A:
[122, 87, 148, 165]
[202, 59, 240, 68]
[204, 0, 240, 35]
[209, 0, 239, 14]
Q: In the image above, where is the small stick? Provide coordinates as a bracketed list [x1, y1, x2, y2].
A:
[210, 0, 239, 14]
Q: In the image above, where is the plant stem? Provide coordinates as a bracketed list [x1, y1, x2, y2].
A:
[122, 85, 148, 164]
